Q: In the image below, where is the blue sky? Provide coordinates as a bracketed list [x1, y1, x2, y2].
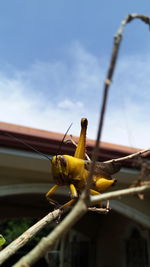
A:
[0, 1, 150, 148]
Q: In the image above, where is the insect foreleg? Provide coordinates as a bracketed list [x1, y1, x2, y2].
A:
[46, 183, 79, 209]
[70, 184, 78, 198]
[60, 199, 76, 209]
[60, 184, 78, 209]
[46, 184, 60, 206]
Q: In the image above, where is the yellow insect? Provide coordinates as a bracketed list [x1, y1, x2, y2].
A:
[46, 118, 121, 209]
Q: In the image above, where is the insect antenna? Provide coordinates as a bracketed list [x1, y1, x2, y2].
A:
[1, 131, 51, 161]
[56, 123, 73, 158]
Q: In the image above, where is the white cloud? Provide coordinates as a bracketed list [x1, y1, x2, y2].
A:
[58, 99, 83, 109]
[0, 42, 150, 149]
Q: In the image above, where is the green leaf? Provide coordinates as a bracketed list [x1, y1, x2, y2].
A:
[0, 234, 6, 246]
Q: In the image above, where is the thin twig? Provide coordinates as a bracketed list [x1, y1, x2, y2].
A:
[85, 14, 150, 189]
[91, 185, 150, 205]
[0, 209, 61, 265]
[2, 184, 150, 266]
[88, 207, 110, 214]
[12, 184, 150, 267]
[12, 197, 88, 267]
[105, 147, 150, 163]
[67, 136, 150, 166]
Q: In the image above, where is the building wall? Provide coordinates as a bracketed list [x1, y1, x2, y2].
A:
[95, 212, 150, 267]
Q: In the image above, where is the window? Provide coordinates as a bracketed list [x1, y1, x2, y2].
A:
[46, 230, 92, 267]
[125, 228, 149, 267]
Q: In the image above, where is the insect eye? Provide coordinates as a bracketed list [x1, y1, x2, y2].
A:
[55, 155, 58, 164]
[60, 156, 67, 168]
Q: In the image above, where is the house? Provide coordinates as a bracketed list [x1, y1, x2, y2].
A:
[0, 121, 150, 267]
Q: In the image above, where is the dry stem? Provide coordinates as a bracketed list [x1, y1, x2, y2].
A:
[91, 185, 150, 205]
[105, 147, 150, 164]
[0, 209, 61, 265]
[12, 196, 88, 267]
[0, 184, 149, 266]
[12, 184, 150, 266]
[85, 14, 150, 190]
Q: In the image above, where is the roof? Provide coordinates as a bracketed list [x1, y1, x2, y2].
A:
[0, 121, 139, 166]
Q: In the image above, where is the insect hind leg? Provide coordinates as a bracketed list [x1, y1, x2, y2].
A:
[90, 189, 102, 207]
[90, 189, 110, 211]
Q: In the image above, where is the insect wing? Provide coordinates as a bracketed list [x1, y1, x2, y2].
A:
[84, 160, 121, 176]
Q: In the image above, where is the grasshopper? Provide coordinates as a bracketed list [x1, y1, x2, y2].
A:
[46, 118, 121, 209]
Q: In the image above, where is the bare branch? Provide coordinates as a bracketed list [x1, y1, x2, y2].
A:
[12, 197, 88, 267]
[86, 14, 150, 188]
[91, 185, 150, 205]
[88, 207, 109, 214]
[12, 184, 150, 267]
[0, 209, 61, 265]
[105, 147, 150, 164]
